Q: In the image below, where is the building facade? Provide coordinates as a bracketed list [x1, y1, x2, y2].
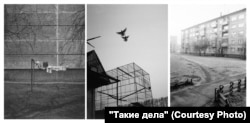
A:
[170, 36, 178, 53]
[181, 8, 246, 58]
[5, 5, 85, 69]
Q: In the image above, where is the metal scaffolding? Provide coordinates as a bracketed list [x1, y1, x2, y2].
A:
[95, 62, 153, 110]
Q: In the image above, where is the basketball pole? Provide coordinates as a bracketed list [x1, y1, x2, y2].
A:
[31, 59, 34, 92]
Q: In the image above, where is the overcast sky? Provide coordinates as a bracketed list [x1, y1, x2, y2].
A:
[87, 5, 168, 98]
[169, 4, 246, 45]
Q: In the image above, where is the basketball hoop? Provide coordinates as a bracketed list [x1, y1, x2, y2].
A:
[30, 59, 67, 92]
[46, 65, 67, 73]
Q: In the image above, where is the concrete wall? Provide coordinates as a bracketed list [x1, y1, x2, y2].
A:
[5, 5, 85, 69]
[5, 69, 84, 82]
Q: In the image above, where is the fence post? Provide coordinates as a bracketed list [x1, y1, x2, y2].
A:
[31, 59, 34, 92]
[244, 77, 246, 89]
[219, 85, 224, 93]
[238, 79, 241, 92]
[190, 78, 193, 85]
[185, 79, 189, 85]
[229, 82, 234, 95]
[225, 99, 230, 107]
[214, 88, 218, 102]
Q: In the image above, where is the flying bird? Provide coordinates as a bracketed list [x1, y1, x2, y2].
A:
[122, 36, 129, 42]
[117, 28, 127, 37]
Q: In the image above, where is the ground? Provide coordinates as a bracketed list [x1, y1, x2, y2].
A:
[227, 90, 246, 107]
[171, 54, 246, 107]
[5, 83, 85, 119]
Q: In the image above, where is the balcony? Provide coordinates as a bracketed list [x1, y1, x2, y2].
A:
[211, 23, 217, 28]
[222, 28, 228, 33]
[222, 20, 229, 25]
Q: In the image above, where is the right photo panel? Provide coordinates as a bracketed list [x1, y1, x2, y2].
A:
[170, 5, 246, 107]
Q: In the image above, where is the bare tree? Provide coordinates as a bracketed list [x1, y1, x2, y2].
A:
[59, 6, 85, 67]
[5, 5, 85, 68]
[193, 37, 209, 56]
[5, 5, 54, 54]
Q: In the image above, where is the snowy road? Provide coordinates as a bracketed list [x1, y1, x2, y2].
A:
[171, 54, 246, 106]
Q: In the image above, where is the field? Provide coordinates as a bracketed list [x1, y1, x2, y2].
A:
[5, 83, 85, 119]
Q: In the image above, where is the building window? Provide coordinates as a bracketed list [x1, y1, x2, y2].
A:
[238, 48, 242, 52]
[219, 19, 223, 24]
[231, 25, 237, 29]
[238, 39, 245, 44]
[238, 23, 244, 28]
[213, 28, 218, 33]
[238, 40, 241, 44]
[231, 16, 237, 21]
[239, 14, 245, 19]
[238, 31, 244, 36]
[223, 33, 229, 37]
[223, 25, 229, 30]
[231, 32, 237, 37]
[211, 21, 217, 27]
[232, 48, 235, 52]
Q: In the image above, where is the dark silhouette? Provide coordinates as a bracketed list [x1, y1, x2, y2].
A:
[87, 36, 101, 48]
[87, 36, 101, 41]
[87, 42, 95, 48]
[122, 36, 129, 42]
[116, 28, 127, 36]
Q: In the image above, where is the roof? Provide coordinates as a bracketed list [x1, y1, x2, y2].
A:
[87, 50, 119, 89]
[182, 8, 246, 31]
[87, 50, 106, 74]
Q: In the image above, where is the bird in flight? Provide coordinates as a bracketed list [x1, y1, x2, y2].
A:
[122, 36, 129, 42]
[117, 28, 127, 37]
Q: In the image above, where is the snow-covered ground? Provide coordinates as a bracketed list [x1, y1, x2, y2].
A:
[171, 54, 246, 106]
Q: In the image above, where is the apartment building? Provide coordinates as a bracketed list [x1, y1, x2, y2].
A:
[181, 8, 246, 58]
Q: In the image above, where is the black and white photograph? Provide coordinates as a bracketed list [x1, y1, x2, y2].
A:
[170, 5, 246, 107]
[87, 4, 168, 119]
[4, 4, 85, 119]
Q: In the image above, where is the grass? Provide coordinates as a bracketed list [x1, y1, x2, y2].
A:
[5, 83, 85, 119]
[204, 90, 246, 107]
[227, 90, 246, 107]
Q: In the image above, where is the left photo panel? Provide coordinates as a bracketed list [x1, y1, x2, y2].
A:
[4, 4, 85, 119]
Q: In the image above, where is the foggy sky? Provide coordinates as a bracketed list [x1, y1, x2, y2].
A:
[169, 4, 246, 45]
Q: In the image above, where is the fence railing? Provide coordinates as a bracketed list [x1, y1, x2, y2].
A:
[171, 78, 193, 91]
[214, 77, 246, 107]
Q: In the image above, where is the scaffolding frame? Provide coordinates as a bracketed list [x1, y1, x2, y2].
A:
[95, 63, 153, 110]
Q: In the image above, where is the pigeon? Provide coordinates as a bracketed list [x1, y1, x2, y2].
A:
[117, 28, 127, 37]
[122, 36, 129, 42]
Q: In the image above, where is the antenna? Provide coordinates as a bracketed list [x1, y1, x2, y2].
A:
[87, 36, 101, 48]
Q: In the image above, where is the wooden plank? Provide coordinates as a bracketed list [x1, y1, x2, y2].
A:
[219, 93, 227, 101]
[218, 99, 227, 106]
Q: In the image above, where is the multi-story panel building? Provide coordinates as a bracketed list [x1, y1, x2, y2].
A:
[181, 8, 246, 58]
